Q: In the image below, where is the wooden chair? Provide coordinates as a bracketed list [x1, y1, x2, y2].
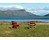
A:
[28, 21, 36, 29]
[11, 21, 20, 29]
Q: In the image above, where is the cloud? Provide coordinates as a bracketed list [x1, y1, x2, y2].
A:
[15, 5, 24, 9]
[24, 7, 49, 15]
[25, 7, 49, 11]
[0, 5, 24, 9]
[0, 5, 49, 16]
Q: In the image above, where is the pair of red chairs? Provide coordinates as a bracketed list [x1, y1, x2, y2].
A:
[11, 21, 36, 29]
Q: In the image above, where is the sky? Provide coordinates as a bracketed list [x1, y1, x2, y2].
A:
[0, 3, 49, 16]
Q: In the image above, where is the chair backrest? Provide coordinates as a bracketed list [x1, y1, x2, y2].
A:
[12, 21, 17, 25]
[30, 21, 36, 24]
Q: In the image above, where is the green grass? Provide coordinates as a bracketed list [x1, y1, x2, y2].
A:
[0, 22, 49, 37]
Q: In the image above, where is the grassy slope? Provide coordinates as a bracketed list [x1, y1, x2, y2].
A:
[0, 22, 49, 37]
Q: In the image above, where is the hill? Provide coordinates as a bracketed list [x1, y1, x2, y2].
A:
[44, 14, 49, 16]
[0, 9, 36, 16]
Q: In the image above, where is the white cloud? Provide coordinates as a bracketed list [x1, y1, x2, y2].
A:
[0, 5, 24, 9]
[25, 7, 48, 11]
[15, 5, 24, 9]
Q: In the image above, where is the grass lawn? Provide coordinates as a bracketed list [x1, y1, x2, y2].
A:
[0, 22, 49, 37]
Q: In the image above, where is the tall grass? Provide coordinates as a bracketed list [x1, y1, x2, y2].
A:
[0, 22, 49, 37]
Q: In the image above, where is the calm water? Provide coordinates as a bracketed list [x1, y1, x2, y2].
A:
[0, 16, 49, 22]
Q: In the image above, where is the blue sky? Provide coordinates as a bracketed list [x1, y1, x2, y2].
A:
[0, 3, 49, 7]
[0, 3, 49, 15]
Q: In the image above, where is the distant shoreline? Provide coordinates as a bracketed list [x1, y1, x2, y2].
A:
[0, 19, 49, 22]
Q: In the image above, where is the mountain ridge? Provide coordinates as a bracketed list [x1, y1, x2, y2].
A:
[44, 14, 49, 16]
[0, 9, 36, 16]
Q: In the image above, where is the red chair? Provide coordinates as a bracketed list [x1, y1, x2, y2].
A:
[28, 21, 36, 29]
[11, 21, 20, 29]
